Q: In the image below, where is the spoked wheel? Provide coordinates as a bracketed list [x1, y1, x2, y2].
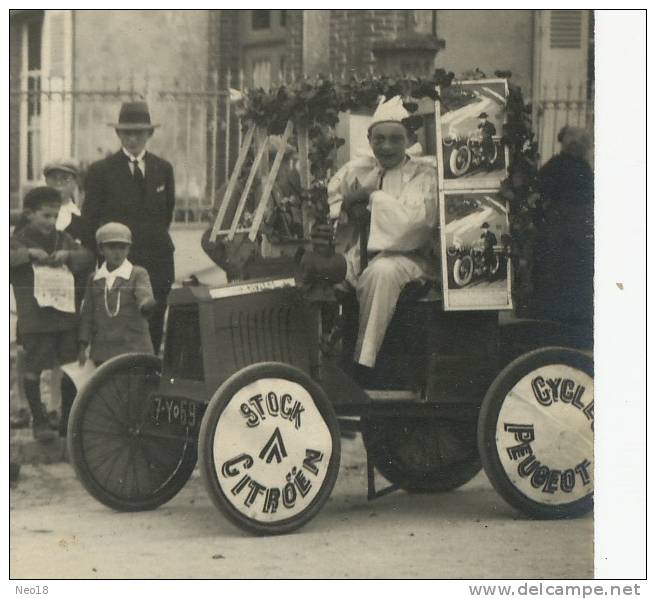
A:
[488, 254, 501, 277]
[453, 255, 474, 287]
[486, 142, 499, 167]
[449, 145, 472, 177]
[478, 347, 594, 519]
[361, 415, 482, 492]
[199, 362, 341, 535]
[68, 353, 198, 512]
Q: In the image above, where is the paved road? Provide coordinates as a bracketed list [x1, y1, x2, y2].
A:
[10, 436, 593, 580]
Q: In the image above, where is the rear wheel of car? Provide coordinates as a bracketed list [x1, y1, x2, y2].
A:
[361, 415, 482, 492]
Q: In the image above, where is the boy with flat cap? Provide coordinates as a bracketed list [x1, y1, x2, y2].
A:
[83, 101, 176, 354]
[10, 187, 93, 441]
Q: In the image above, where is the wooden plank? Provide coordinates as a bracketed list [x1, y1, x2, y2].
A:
[210, 123, 255, 242]
[212, 227, 252, 235]
[256, 127, 270, 182]
[296, 124, 313, 238]
[248, 120, 294, 242]
[297, 123, 311, 189]
[227, 132, 269, 241]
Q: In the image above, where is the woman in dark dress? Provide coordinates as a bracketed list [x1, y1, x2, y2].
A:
[535, 126, 594, 325]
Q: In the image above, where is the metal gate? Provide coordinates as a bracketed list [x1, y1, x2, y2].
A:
[10, 71, 240, 224]
[534, 82, 594, 165]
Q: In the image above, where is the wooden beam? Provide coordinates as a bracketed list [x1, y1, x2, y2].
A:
[227, 131, 269, 241]
[248, 120, 294, 242]
[209, 123, 255, 242]
[297, 123, 311, 189]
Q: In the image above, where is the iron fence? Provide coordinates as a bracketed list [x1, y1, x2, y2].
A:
[534, 82, 594, 165]
[10, 74, 595, 222]
[10, 72, 240, 224]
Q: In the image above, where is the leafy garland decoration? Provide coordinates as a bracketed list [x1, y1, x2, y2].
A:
[235, 69, 539, 309]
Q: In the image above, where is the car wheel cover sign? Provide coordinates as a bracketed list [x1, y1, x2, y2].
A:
[495, 364, 594, 505]
[212, 377, 333, 522]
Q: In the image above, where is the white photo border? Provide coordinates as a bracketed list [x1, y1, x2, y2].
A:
[436, 78, 510, 192]
[439, 188, 513, 312]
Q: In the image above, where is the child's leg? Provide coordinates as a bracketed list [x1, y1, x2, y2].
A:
[56, 330, 80, 438]
[46, 367, 63, 420]
[23, 371, 56, 442]
[59, 374, 77, 438]
[14, 346, 28, 410]
[21, 334, 58, 443]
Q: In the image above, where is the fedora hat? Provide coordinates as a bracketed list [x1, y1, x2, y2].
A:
[478, 112, 489, 119]
[108, 101, 160, 130]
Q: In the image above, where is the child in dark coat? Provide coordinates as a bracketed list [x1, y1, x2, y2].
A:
[78, 223, 156, 366]
[10, 187, 94, 442]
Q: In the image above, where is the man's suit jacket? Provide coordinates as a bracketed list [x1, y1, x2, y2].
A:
[83, 150, 176, 291]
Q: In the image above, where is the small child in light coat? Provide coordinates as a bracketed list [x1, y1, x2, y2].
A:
[79, 223, 156, 366]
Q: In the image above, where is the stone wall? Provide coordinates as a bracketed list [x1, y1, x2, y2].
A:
[329, 10, 414, 75]
[73, 10, 212, 201]
[435, 10, 534, 96]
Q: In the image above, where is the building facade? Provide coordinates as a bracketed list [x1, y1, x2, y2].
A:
[10, 9, 593, 212]
[10, 9, 214, 213]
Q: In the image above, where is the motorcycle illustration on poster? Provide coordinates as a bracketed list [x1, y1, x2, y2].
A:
[437, 79, 509, 190]
[440, 190, 512, 311]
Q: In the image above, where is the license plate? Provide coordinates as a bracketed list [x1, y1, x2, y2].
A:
[151, 397, 199, 429]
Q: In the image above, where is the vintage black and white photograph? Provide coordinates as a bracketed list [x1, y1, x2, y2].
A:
[7, 7, 645, 587]
[437, 78, 509, 190]
[441, 191, 512, 310]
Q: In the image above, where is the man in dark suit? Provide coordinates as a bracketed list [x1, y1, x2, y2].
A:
[480, 222, 497, 281]
[477, 112, 497, 169]
[83, 101, 175, 354]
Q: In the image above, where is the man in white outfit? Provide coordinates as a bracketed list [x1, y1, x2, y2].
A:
[324, 96, 439, 369]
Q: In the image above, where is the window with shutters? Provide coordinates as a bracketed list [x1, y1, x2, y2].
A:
[550, 10, 582, 49]
[240, 11, 289, 88]
[252, 10, 271, 30]
[47, 12, 66, 77]
[252, 59, 272, 90]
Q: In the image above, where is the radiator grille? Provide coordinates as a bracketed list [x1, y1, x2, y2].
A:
[229, 305, 296, 370]
[164, 304, 204, 381]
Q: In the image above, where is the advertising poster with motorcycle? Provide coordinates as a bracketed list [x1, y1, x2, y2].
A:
[437, 79, 509, 190]
[440, 190, 512, 310]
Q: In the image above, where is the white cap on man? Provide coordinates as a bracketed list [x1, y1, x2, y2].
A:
[368, 96, 410, 132]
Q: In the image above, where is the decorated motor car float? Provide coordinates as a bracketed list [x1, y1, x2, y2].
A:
[67, 76, 594, 535]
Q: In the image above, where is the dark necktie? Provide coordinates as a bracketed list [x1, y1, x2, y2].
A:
[131, 159, 145, 189]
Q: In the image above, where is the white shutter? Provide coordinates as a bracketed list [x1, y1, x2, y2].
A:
[40, 9, 73, 165]
[533, 10, 591, 163]
[550, 10, 583, 49]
